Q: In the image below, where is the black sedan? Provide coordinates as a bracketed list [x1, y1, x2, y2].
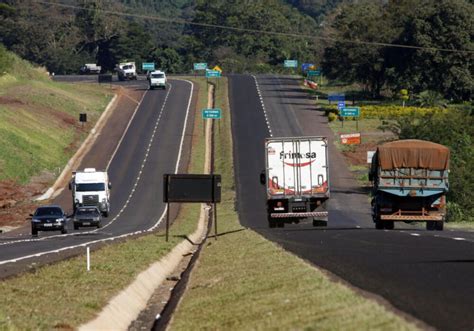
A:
[73, 206, 102, 230]
[30, 205, 68, 236]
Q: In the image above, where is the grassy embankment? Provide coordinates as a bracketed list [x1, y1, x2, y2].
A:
[0, 47, 113, 184]
[0, 77, 208, 329]
[168, 78, 417, 330]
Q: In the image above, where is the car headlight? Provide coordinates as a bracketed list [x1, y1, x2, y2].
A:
[56, 218, 64, 223]
[32, 218, 41, 223]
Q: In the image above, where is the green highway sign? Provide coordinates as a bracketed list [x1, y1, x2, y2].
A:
[284, 60, 298, 68]
[340, 107, 361, 117]
[202, 108, 222, 119]
[206, 70, 221, 78]
[307, 70, 321, 76]
[194, 63, 208, 70]
[142, 62, 155, 71]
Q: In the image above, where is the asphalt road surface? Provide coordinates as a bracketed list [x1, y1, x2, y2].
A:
[0, 78, 195, 276]
[229, 74, 474, 331]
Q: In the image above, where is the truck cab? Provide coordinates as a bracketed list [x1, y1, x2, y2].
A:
[69, 168, 111, 217]
[117, 62, 137, 81]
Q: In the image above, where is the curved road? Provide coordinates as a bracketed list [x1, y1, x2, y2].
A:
[0, 79, 195, 275]
[229, 74, 474, 331]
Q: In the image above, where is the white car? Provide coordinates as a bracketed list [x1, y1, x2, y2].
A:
[148, 70, 167, 90]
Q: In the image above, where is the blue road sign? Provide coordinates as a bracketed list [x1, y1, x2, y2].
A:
[206, 70, 221, 78]
[142, 62, 155, 71]
[202, 108, 222, 119]
[301, 63, 315, 72]
[337, 101, 346, 110]
[340, 107, 360, 117]
[284, 60, 298, 68]
[194, 63, 207, 70]
[328, 93, 345, 102]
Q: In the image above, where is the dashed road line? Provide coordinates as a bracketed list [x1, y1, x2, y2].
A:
[252, 75, 273, 137]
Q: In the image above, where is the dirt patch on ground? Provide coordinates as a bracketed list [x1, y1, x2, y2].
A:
[0, 95, 26, 106]
[342, 142, 379, 166]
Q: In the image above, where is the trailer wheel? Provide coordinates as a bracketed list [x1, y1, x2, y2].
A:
[435, 221, 444, 231]
[426, 221, 436, 231]
[384, 221, 394, 230]
[268, 218, 276, 228]
[277, 221, 285, 228]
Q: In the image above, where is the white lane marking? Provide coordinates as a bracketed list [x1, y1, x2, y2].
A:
[410, 233, 421, 237]
[93, 84, 173, 231]
[0, 81, 194, 264]
[147, 79, 194, 232]
[252, 75, 273, 137]
[106, 89, 148, 171]
[453, 237, 466, 241]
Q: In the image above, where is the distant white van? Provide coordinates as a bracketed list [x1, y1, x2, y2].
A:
[148, 70, 167, 90]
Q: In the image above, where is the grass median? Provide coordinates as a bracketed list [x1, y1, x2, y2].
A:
[0, 77, 207, 330]
[168, 77, 418, 330]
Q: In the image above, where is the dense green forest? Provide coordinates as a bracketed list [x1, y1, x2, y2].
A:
[0, 0, 472, 100]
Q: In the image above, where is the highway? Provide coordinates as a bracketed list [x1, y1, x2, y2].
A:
[229, 74, 474, 331]
[0, 78, 195, 276]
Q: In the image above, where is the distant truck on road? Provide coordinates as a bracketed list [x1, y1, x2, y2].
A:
[69, 168, 111, 217]
[260, 137, 330, 228]
[369, 139, 449, 231]
[80, 63, 101, 74]
[116, 61, 137, 81]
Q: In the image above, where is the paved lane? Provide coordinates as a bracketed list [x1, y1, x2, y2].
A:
[229, 74, 474, 331]
[0, 79, 195, 272]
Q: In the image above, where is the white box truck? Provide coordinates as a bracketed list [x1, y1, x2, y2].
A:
[69, 168, 111, 217]
[260, 137, 329, 228]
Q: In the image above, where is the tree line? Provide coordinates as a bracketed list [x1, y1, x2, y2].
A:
[0, 0, 472, 101]
[322, 0, 473, 101]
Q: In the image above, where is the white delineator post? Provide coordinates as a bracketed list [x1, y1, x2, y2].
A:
[87, 246, 90, 272]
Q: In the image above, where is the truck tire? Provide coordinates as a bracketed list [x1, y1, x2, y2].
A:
[61, 226, 68, 234]
[426, 221, 436, 231]
[74, 223, 79, 230]
[435, 221, 444, 231]
[384, 221, 394, 230]
[104, 211, 109, 218]
[313, 220, 327, 227]
[268, 219, 276, 228]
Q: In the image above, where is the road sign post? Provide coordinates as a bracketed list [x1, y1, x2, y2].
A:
[340, 107, 361, 130]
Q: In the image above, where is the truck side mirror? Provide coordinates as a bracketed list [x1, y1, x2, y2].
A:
[108, 182, 112, 189]
[260, 171, 266, 185]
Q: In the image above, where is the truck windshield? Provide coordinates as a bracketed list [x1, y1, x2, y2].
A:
[123, 65, 133, 70]
[76, 183, 105, 192]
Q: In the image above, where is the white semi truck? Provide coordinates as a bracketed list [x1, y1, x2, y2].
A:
[260, 137, 330, 228]
[69, 168, 111, 217]
[116, 61, 137, 81]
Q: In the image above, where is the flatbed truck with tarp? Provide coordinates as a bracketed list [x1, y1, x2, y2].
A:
[369, 139, 449, 231]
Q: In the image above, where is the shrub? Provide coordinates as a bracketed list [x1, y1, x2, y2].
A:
[328, 112, 338, 122]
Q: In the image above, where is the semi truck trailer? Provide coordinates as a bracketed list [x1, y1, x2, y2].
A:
[260, 136, 330, 228]
[369, 139, 449, 231]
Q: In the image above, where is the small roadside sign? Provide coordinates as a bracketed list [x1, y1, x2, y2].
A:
[301, 63, 315, 72]
[206, 70, 221, 78]
[340, 107, 360, 117]
[367, 151, 376, 163]
[337, 101, 346, 110]
[328, 93, 345, 102]
[307, 70, 321, 77]
[284, 60, 298, 68]
[212, 65, 222, 73]
[341, 133, 361, 145]
[202, 108, 222, 119]
[194, 63, 207, 70]
[142, 62, 155, 71]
